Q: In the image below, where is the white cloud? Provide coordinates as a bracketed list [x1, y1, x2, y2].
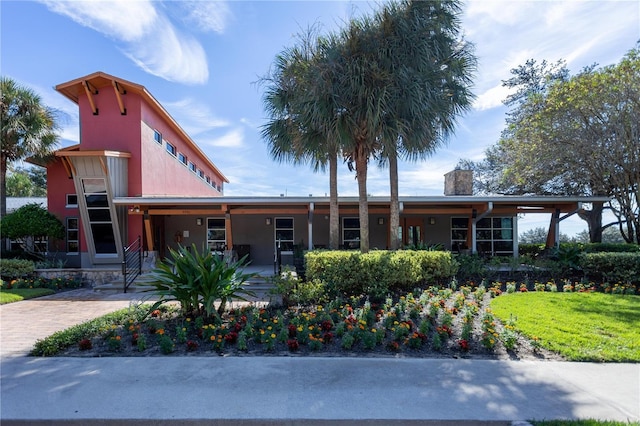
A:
[180, 1, 231, 34]
[204, 128, 244, 148]
[162, 98, 229, 135]
[37, 0, 157, 42]
[473, 84, 511, 111]
[38, 0, 209, 84]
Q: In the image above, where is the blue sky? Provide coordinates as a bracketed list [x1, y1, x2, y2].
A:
[2, 0, 638, 236]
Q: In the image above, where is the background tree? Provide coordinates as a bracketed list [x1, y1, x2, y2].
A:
[1, 77, 59, 218]
[519, 226, 570, 244]
[459, 44, 640, 243]
[6, 166, 47, 197]
[0, 203, 64, 258]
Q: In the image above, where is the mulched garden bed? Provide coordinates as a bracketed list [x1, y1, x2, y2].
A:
[60, 285, 565, 361]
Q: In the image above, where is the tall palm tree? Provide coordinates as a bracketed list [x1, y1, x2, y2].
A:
[373, 0, 477, 249]
[260, 30, 344, 250]
[0, 77, 59, 218]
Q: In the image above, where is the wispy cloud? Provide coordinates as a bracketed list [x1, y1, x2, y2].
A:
[163, 98, 230, 135]
[203, 128, 245, 148]
[36, 0, 228, 84]
[179, 1, 231, 33]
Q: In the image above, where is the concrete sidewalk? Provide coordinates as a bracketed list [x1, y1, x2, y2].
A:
[1, 357, 638, 424]
[1, 289, 639, 424]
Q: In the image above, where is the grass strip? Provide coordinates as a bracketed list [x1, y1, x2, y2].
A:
[31, 305, 150, 356]
[490, 292, 640, 362]
[531, 420, 639, 426]
[0, 288, 55, 304]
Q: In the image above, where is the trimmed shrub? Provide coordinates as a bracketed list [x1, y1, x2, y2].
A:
[305, 250, 458, 299]
[0, 258, 35, 279]
[581, 252, 640, 284]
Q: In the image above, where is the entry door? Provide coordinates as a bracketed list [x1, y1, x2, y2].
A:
[403, 218, 423, 248]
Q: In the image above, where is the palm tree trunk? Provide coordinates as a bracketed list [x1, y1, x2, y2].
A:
[389, 151, 400, 250]
[329, 152, 340, 250]
[355, 147, 369, 253]
[1, 154, 7, 218]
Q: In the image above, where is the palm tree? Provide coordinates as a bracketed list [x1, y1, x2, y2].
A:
[260, 30, 344, 250]
[1, 77, 59, 218]
[373, 0, 477, 249]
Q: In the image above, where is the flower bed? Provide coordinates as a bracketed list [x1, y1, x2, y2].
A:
[57, 283, 561, 360]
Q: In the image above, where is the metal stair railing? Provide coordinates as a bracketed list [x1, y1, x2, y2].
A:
[122, 236, 142, 293]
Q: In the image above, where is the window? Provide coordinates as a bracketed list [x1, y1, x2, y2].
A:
[154, 130, 162, 144]
[82, 178, 117, 254]
[451, 217, 469, 251]
[207, 218, 226, 252]
[450, 217, 514, 256]
[275, 217, 294, 251]
[477, 217, 514, 256]
[166, 141, 176, 156]
[66, 217, 79, 254]
[66, 194, 78, 208]
[188, 161, 196, 173]
[178, 152, 187, 165]
[198, 169, 204, 178]
[342, 217, 360, 249]
[205, 176, 211, 184]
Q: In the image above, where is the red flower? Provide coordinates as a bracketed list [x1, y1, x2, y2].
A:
[288, 324, 297, 338]
[225, 331, 238, 344]
[287, 339, 299, 352]
[458, 339, 470, 352]
[78, 339, 92, 350]
[321, 320, 333, 331]
[186, 340, 199, 351]
[322, 332, 333, 343]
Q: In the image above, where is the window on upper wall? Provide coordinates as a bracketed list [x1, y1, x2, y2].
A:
[66, 194, 78, 208]
[154, 130, 162, 144]
[342, 217, 360, 249]
[205, 176, 211, 184]
[166, 141, 176, 156]
[178, 152, 187, 165]
[188, 162, 196, 173]
[66, 217, 79, 254]
[198, 169, 204, 179]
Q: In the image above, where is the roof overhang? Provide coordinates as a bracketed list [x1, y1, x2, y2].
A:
[113, 195, 610, 216]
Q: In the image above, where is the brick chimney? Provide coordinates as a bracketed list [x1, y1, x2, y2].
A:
[444, 169, 473, 196]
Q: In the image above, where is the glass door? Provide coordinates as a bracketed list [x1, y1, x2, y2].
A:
[403, 218, 423, 248]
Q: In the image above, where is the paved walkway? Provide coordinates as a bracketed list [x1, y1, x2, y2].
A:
[1, 289, 639, 424]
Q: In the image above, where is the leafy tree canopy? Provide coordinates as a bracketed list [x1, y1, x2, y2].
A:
[0, 203, 64, 241]
[6, 166, 46, 197]
[459, 43, 640, 243]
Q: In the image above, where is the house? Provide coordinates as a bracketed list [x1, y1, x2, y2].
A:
[35, 72, 609, 271]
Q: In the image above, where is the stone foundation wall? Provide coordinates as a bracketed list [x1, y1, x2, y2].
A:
[35, 269, 123, 287]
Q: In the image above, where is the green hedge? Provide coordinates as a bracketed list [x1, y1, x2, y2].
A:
[0, 258, 35, 279]
[305, 250, 458, 299]
[581, 252, 640, 284]
[519, 242, 639, 258]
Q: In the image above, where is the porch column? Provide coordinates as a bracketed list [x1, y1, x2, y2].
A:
[545, 209, 560, 249]
[143, 212, 154, 251]
[308, 202, 314, 251]
[225, 211, 233, 249]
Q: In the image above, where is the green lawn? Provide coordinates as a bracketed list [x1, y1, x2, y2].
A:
[531, 421, 639, 426]
[490, 292, 640, 362]
[0, 288, 55, 304]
